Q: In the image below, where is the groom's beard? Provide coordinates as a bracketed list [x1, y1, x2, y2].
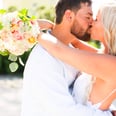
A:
[79, 26, 92, 41]
[71, 31, 91, 41]
[78, 32, 91, 41]
[71, 27, 91, 42]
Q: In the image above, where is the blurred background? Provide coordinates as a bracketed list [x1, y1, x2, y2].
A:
[0, 0, 115, 116]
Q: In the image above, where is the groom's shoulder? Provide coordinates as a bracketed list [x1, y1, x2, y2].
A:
[25, 44, 65, 72]
[29, 44, 62, 64]
[31, 44, 50, 57]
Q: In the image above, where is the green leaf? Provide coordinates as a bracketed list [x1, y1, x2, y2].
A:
[9, 62, 19, 72]
[29, 15, 36, 20]
[19, 9, 28, 16]
[0, 9, 7, 14]
[0, 50, 9, 56]
[18, 9, 36, 22]
[0, 22, 3, 30]
[18, 9, 30, 22]
[8, 54, 17, 61]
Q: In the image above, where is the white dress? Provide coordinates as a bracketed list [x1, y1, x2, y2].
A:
[72, 72, 116, 110]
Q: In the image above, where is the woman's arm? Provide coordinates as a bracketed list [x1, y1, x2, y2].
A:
[38, 33, 116, 82]
[37, 19, 98, 53]
[71, 39, 98, 53]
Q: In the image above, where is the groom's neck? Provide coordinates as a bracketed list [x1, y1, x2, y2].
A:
[51, 25, 75, 45]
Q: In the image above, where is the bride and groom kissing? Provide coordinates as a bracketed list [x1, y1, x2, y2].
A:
[21, 0, 116, 116]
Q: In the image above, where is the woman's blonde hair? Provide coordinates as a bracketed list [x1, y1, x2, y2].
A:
[99, 2, 116, 55]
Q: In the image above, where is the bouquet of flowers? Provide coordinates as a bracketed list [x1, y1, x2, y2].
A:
[0, 9, 40, 72]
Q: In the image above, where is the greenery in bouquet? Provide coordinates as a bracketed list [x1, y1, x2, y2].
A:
[0, 9, 40, 72]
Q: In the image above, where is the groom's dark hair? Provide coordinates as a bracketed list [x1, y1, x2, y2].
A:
[55, 0, 92, 24]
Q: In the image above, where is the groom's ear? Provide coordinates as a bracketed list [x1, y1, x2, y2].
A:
[64, 10, 75, 22]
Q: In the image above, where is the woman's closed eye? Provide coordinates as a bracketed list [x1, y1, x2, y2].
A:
[86, 17, 90, 19]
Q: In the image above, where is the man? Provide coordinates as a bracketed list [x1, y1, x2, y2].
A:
[21, 0, 114, 116]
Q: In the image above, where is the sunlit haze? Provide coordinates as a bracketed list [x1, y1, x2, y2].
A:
[92, 0, 115, 19]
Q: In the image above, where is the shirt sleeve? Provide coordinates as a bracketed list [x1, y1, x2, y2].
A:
[21, 44, 112, 116]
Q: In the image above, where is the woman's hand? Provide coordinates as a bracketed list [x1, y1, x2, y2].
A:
[37, 19, 54, 30]
[112, 110, 116, 116]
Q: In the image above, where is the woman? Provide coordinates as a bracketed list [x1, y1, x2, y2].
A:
[38, 3, 116, 111]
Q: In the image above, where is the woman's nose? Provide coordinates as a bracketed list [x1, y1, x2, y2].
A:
[91, 20, 95, 26]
